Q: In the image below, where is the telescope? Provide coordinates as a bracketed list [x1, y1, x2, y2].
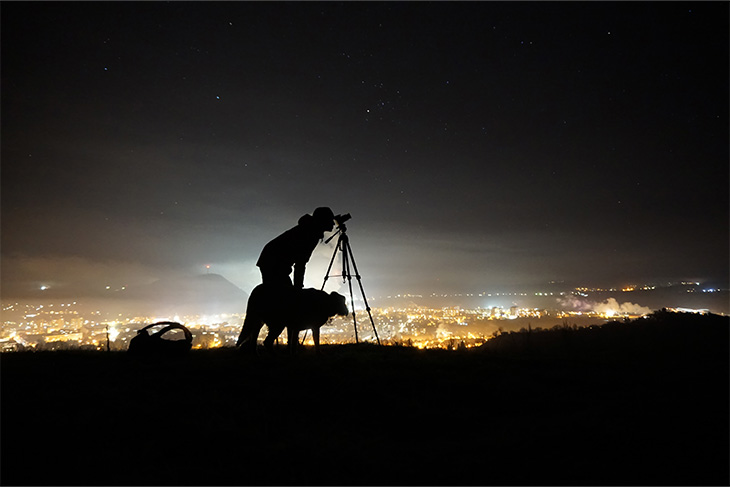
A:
[334, 213, 351, 227]
[326, 213, 352, 244]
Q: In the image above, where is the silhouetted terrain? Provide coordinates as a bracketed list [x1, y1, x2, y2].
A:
[2, 311, 727, 485]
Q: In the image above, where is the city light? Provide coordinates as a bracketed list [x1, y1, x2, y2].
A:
[1, 282, 726, 352]
[107, 326, 120, 342]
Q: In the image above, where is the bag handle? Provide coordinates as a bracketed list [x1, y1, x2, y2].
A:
[137, 321, 193, 344]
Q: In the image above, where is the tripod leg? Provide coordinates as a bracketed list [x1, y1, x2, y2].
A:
[321, 239, 340, 291]
[344, 240, 381, 346]
[343, 251, 359, 343]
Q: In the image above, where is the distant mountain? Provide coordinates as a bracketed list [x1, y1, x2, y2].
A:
[124, 273, 249, 315]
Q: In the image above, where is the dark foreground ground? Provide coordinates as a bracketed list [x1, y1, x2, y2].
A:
[2, 311, 728, 486]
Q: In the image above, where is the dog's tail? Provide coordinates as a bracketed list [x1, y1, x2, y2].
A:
[236, 311, 263, 349]
[237, 284, 266, 351]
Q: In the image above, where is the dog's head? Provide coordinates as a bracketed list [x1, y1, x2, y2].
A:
[328, 291, 349, 317]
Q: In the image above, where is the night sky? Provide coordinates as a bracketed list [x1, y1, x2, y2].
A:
[2, 1, 728, 301]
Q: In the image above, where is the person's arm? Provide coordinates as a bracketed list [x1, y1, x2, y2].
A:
[292, 230, 321, 289]
[293, 264, 305, 289]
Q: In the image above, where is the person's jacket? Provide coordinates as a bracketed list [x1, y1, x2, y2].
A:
[256, 214, 324, 287]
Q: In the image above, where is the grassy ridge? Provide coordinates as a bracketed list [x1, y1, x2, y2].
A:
[2, 312, 728, 485]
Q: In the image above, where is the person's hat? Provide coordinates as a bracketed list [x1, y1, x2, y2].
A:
[313, 207, 335, 222]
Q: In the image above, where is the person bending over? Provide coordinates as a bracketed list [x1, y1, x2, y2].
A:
[256, 207, 335, 292]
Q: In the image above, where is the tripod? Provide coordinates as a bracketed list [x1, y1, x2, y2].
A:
[321, 224, 381, 345]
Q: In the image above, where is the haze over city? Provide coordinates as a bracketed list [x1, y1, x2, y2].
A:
[2, 2, 728, 304]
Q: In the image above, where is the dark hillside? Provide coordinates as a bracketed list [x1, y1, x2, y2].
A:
[481, 309, 728, 361]
[2, 312, 727, 486]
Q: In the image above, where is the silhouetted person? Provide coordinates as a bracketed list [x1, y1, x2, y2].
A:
[256, 207, 335, 292]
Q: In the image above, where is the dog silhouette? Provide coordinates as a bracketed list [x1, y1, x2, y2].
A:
[237, 285, 348, 354]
